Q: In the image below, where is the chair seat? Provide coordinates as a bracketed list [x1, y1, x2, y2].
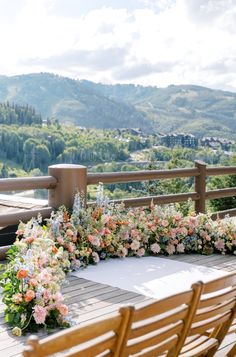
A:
[179, 335, 219, 357]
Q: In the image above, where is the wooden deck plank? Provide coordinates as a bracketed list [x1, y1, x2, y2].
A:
[0, 253, 236, 356]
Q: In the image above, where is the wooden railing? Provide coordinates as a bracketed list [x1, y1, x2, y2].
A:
[0, 161, 236, 231]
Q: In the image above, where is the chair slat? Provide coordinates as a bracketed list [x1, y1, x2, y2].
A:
[120, 284, 202, 357]
[202, 273, 236, 294]
[194, 298, 235, 323]
[133, 290, 193, 321]
[126, 321, 182, 355]
[190, 311, 231, 336]
[199, 286, 236, 309]
[65, 334, 116, 357]
[38, 315, 122, 355]
[131, 335, 178, 357]
[130, 307, 188, 339]
[180, 338, 219, 357]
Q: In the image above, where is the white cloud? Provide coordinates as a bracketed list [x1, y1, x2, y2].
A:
[0, 0, 236, 91]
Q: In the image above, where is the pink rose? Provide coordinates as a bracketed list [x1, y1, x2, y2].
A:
[214, 239, 225, 251]
[174, 213, 182, 221]
[33, 305, 47, 324]
[137, 248, 145, 257]
[130, 240, 140, 251]
[57, 236, 64, 245]
[29, 278, 38, 287]
[161, 220, 169, 227]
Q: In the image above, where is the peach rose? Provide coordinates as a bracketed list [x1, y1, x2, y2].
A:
[12, 293, 23, 304]
[57, 304, 69, 316]
[25, 236, 34, 244]
[24, 290, 35, 303]
[16, 269, 28, 279]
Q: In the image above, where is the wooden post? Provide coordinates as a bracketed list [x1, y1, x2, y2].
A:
[195, 160, 206, 213]
[48, 164, 87, 210]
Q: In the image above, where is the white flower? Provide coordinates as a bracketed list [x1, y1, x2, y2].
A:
[130, 240, 140, 251]
[151, 243, 161, 254]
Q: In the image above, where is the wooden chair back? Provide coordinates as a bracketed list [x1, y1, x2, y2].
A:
[23, 307, 130, 357]
[118, 283, 202, 357]
[179, 272, 236, 357]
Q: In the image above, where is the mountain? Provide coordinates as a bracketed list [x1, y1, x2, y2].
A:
[0, 73, 236, 138]
[0, 73, 151, 131]
[81, 81, 236, 138]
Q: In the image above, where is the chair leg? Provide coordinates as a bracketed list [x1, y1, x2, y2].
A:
[227, 342, 236, 357]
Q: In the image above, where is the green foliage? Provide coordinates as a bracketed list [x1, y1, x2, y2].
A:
[149, 146, 229, 166]
[0, 102, 42, 126]
[208, 155, 236, 212]
[0, 124, 151, 173]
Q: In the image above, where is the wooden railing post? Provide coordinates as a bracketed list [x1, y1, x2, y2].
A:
[195, 160, 206, 214]
[48, 164, 87, 210]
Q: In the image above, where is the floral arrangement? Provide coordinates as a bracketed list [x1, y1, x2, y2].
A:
[1, 183, 236, 335]
[0, 217, 70, 336]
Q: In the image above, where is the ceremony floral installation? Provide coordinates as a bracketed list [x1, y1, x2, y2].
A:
[1, 184, 236, 335]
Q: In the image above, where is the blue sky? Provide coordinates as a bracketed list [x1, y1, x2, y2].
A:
[0, 0, 236, 92]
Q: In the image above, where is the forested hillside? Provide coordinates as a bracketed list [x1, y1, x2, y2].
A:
[0, 122, 151, 176]
[0, 73, 151, 131]
[1, 73, 236, 138]
[0, 102, 42, 125]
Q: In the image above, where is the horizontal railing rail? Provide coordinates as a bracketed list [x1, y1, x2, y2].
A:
[205, 187, 236, 200]
[87, 192, 199, 208]
[0, 207, 53, 227]
[206, 166, 236, 176]
[0, 176, 57, 191]
[87, 168, 199, 185]
[0, 161, 236, 242]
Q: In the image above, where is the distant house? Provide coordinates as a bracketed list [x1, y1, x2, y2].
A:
[160, 133, 198, 149]
[117, 128, 142, 136]
[201, 137, 234, 151]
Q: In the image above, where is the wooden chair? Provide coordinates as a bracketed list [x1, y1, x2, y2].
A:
[23, 307, 130, 357]
[178, 272, 236, 357]
[226, 317, 236, 357]
[118, 283, 202, 357]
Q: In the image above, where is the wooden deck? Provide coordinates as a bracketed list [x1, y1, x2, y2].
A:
[1, 254, 236, 357]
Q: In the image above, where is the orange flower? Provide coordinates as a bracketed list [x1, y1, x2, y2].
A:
[52, 245, 58, 254]
[16, 269, 28, 279]
[24, 290, 35, 302]
[63, 212, 69, 222]
[25, 236, 34, 244]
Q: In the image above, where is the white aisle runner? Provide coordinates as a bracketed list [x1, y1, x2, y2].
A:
[71, 256, 227, 300]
